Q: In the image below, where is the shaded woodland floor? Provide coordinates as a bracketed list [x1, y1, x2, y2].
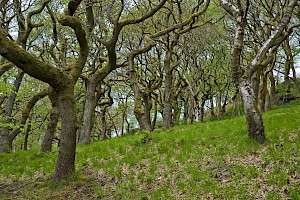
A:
[1, 100, 300, 199]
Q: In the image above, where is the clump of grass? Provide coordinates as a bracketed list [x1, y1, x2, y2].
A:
[139, 130, 152, 144]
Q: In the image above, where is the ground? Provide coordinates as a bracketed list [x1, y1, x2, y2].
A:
[0, 100, 300, 199]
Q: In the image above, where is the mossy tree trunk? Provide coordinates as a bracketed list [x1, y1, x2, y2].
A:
[143, 94, 153, 130]
[23, 119, 31, 151]
[79, 79, 97, 144]
[259, 61, 275, 113]
[217, 92, 224, 120]
[209, 96, 215, 118]
[151, 95, 159, 131]
[268, 71, 276, 108]
[258, 73, 268, 112]
[199, 98, 206, 123]
[172, 98, 182, 126]
[41, 90, 60, 153]
[99, 107, 108, 140]
[186, 93, 195, 124]
[163, 51, 174, 128]
[53, 84, 78, 182]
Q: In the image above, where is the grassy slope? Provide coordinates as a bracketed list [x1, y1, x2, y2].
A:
[0, 101, 300, 199]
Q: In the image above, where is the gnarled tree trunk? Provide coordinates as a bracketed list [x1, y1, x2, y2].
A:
[186, 94, 195, 124]
[268, 71, 276, 108]
[151, 95, 158, 131]
[41, 105, 59, 152]
[99, 107, 108, 140]
[199, 98, 206, 123]
[41, 90, 60, 152]
[133, 94, 151, 131]
[23, 119, 31, 151]
[53, 85, 77, 182]
[79, 79, 97, 144]
[144, 94, 153, 129]
[163, 51, 173, 128]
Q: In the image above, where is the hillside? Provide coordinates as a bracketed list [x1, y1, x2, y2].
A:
[1, 100, 300, 199]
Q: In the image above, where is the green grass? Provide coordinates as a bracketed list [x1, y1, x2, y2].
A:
[1, 100, 300, 199]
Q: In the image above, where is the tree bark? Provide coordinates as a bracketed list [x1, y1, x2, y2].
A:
[187, 94, 195, 124]
[99, 107, 108, 140]
[251, 69, 261, 99]
[41, 105, 59, 152]
[172, 98, 181, 126]
[41, 90, 60, 152]
[53, 85, 77, 182]
[199, 99, 206, 123]
[269, 71, 276, 108]
[79, 79, 97, 144]
[0, 62, 14, 77]
[151, 95, 158, 131]
[133, 94, 151, 131]
[163, 51, 173, 128]
[259, 68, 272, 112]
[23, 121, 31, 151]
[284, 60, 291, 93]
[217, 92, 225, 119]
[143, 94, 152, 130]
[239, 77, 265, 143]
[209, 96, 215, 118]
